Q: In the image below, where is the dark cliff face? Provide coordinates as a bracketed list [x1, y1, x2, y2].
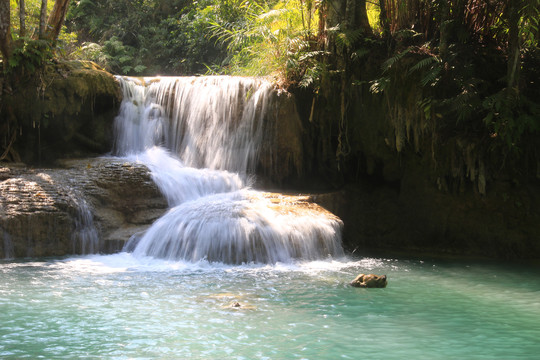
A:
[257, 90, 304, 187]
[1, 60, 121, 164]
[289, 80, 540, 260]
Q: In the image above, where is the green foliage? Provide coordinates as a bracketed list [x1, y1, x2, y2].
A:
[333, 28, 364, 51]
[9, 0, 55, 35]
[101, 36, 147, 74]
[208, 0, 323, 84]
[65, 0, 229, 75]
[6, 38, 54, 73]
[482, 90, 540, 152]
[70, 42, 107, 67]
[366, 1, 381, 33]
[381, 47, 412, 71]
[363, 0, 540, 191]
[4, 0, 84, 72]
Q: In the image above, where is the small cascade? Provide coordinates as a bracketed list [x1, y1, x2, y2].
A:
[115, 76, 343, 264]
[2, 231, 14, 259]
[71, 196, 100, 255]
[131, 147, 245, 206]
[126, 190, 343, 264]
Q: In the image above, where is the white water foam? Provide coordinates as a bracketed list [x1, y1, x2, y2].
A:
[127, 147, 245, 206]
[51, 252, 374, 276]
[114, 76, 344, 264]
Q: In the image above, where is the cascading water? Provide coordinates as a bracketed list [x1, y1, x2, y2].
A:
[2, 231, 14, 259]
[114, 76, 270, 175]
[71, 196, 99, 255]
[115, 76, 344, 263]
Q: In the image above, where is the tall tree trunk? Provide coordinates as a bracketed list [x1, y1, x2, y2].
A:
[439, 0, 450, 61]
[323, 0, 371, 51]
[0, 0, 11, 62]
[353, 0, 372, 35]
[323, 0, 342, 53]
[45, 0, 70, 42]
[379, 0, 391, 39]
[39, 0, 48, 39]
[507, 0, 521, 93]
[19, 0, 26, 37]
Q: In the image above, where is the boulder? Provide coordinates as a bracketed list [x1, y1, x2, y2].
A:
[0, 158, 168, 258]
[350, 274, 388, 288]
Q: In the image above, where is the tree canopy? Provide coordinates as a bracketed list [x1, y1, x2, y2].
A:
[1, 0, 539, 183]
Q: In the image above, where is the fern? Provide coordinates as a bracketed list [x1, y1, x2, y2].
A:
[408, 56, 439, 74]
[133, 65, 147, 73]
[420, 66, 441, 87]
[351, 48, 370, 61]
[298, 50, 327, 62]
[369, 77, 390, 94]
[382, 47, 412, 71]
[393, 29, 423, 39]
[335, 29, 364, 50]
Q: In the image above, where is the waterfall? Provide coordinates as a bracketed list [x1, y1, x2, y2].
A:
[115, 76, 343, 264]
[114, 76, 272, 176]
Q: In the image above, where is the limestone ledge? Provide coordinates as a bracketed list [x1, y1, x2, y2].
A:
[0, 157, 167, 258]
[0, 158, 344, 259]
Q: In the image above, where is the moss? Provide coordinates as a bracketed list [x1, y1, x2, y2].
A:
[1, 60, 121, 164]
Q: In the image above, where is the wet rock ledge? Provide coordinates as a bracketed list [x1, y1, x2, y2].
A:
[0, 158, 168, 258]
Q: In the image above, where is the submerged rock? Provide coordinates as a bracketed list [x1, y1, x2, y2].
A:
[350, 274, 388, 288]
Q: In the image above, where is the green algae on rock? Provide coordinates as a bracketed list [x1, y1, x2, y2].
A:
[1, 60, 121, 164]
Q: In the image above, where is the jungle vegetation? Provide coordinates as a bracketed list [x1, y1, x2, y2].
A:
[1, 0, 539, 192]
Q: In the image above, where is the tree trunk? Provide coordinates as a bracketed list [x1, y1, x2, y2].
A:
[353, 0, 372, 35]
[0, 0, 11, 62]
[322, 0, 342, 53]
[19, 0, 26, 37]
[379, 0, 391, 38]
[506, 0, 521, 93]
[45, 0, 70, 42]
[323, 0, 372, 51]
[39, 0, 48, 39]
[439, 0, 450, 61]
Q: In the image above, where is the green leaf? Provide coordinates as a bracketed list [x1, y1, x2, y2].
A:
[382, 48, 412, 71]
[408, 56, 438, 74]
[134, 65, 147, 73]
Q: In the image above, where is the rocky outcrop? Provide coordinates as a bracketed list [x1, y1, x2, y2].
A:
[286, 66, 540, 259]
[0, 158, 167, 258]
[1, 60, 121, 164]
[309, 163, 540, 260]
[258, 91, 304, 186]
[350, 274, 388, 288]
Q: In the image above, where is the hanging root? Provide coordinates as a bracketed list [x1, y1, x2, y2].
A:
[0, 129, 20, 162]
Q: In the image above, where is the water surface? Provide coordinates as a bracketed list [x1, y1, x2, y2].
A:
[1, 254, 539, 359]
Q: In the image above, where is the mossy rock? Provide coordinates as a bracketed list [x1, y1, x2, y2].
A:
[2, 60, 122, 164]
